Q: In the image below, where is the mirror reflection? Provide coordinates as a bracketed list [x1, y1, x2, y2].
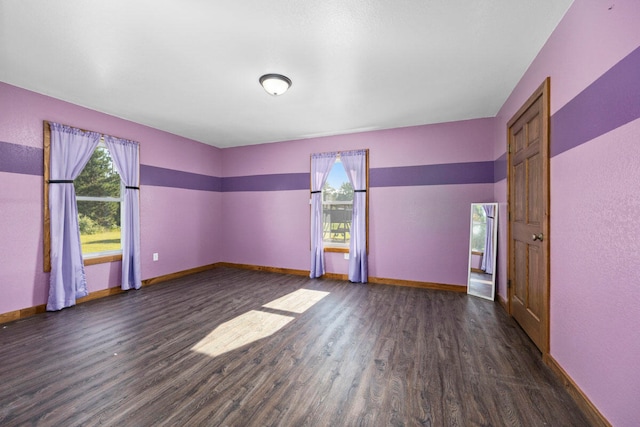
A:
[467, 203, 498, 300]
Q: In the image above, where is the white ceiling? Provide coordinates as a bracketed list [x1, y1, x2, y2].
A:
[0, 0, 573, 148]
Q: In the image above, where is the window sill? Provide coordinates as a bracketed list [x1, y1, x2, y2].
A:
[84, 253, 123, 266]
[325, 246, 349, 253]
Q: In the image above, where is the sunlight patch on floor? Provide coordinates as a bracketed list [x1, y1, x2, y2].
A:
[262, 289, 330, 314]
[191, 310, 294, 357]
[191, 288, 330, 358]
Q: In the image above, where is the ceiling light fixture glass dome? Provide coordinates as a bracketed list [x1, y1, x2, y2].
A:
[259, 73, 292, 96]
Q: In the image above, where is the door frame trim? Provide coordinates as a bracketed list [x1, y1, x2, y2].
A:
[506, 77, 551, 355]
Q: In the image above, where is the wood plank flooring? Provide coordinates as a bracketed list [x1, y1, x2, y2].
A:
[0, 267, 592, 426]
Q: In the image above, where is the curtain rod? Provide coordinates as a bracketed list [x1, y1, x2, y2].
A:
[311, 148, 369, 158]
[44, 120, 139, 145]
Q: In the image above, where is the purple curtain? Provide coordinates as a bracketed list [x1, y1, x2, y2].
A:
[341, 150, 368, 283]
[47, 123, 101, 311]
[104, 136, 141, 290]
[310, 152, 337, 278]
[481, 204, 496, 275]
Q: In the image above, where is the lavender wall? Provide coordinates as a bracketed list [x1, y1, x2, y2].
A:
[0, 82, 223, 315]
[220, 119, 496, 285]
[493, 2, 640, 425]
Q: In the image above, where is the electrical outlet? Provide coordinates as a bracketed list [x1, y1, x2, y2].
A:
[153, 253, 159, 261]
[344, 253, 349, 260]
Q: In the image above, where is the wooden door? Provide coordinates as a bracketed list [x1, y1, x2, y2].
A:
[507, 78, 550, 353]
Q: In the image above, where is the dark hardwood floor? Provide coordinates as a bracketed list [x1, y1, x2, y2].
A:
[0, 267, 591, 426]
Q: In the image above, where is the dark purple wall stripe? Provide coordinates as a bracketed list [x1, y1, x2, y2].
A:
[222, 173, 309, 192]
[140, 164, 222, 192]
[0, 141, 43, 176]
[222, 162, 495, 191]
[0, 144, 496, 190]
[551, 45, 640, 157]
[139, 163, 497, 192]
[494, 153, 506, 183]
[492, 46, 640, 181]
[370, 161, 494, 188]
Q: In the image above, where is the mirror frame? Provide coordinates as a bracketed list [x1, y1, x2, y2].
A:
[467, 203, 498, 301]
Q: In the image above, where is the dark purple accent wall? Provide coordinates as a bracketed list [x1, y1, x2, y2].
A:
[0, 141, 42, 176]
[222, 173, 309, 192]
[370, 161, 494, 188]
[551, 46, 640, 157]
[140, 164, 222, 192]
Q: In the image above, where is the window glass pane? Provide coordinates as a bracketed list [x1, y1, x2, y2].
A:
[322, 160, 353, 245]
[78, 201, 121, 254]
[75, 146, 120, 197]
[322, 160, 353, 203]
[75, 145, 122, 256]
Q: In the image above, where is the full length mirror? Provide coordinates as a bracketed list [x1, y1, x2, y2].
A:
[467, 203, 498, 300]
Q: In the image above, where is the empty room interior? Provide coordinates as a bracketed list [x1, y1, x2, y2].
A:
[1, 1, 639, 426]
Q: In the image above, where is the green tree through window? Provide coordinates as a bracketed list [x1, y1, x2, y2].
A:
[75, 144, 122, 255]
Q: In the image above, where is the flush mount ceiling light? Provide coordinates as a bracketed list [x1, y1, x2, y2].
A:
[259, 73, 292, 96]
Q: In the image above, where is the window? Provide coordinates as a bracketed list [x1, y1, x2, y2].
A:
[471, 204, 487, 253]
[310, 149, 368, 282]
[44, 121, 141, 305]
[43, 123, 125, 272]
[322, 159, 353, 248]
[75, 143, 123, 258]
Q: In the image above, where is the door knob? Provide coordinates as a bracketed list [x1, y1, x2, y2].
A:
[532, 233, 544, 242]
